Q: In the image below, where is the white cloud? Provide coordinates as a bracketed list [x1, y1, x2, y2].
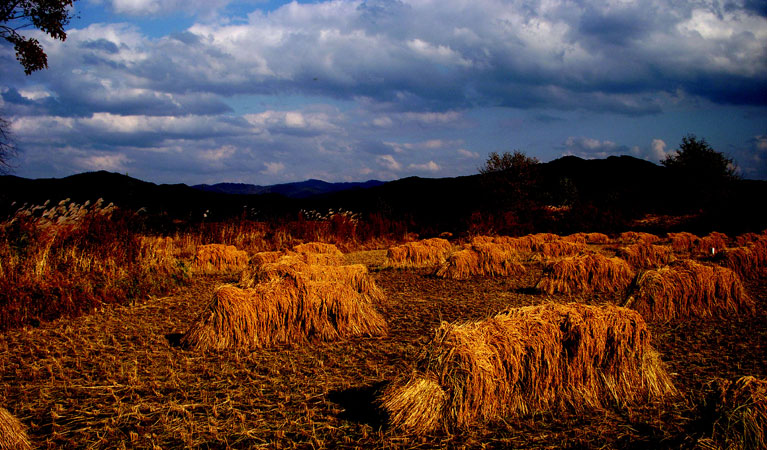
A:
[75, 152, 131, 172]
[262, 161, 285, 175]
[458, 148, 480, 158]
[650, 139, 667, 162]
[408, 160, 440, 172]
[376, 154, 402, 171]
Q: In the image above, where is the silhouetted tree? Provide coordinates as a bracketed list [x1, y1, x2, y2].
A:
[1, 0, 76, 170]
[1, 0, 75, 74]
[662, 135, 738, 181]
[480, 150, 540, 175]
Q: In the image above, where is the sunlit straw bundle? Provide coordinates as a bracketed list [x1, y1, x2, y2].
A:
[668, 232, 700, 253]
[625, 260, 752, 322]
[192, 244, 249, 273]
[0, 407, 32, 450]
[292, 242, 344, 265]
[718, 238, 767, 278]
[699, 376, 766, 450]
[536, 253, 636, 295]
[380, 303, 676, 434]
[616, 243, 675, 269]
[697, 232, 729, 256]
[181, 278, 387, 351]
[564, 232, 610, 244]
[618, 231, 662, 244]
[384, 238, 454, 269]
[435, 240, 525, 280]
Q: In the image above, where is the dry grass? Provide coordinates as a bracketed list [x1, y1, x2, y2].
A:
[0, 407, 32, 450]
[698, 232, 730, 257]
[192, 244, 249, 273]
[618, 231, 662, 244]
[384, 238, 454, 269]
[669, 232, 700, 253]
[435, 241, 525, 280]
[181, 278, 387, 351]
[718, 237, 767, 278]
[625, 260, 753, 322]
[536, 253, 636, 295]
[698, 376, 766, 450]
[381, 303, 676, 434]
[564, 232, 610, 244]
[616, 243, 675, 269]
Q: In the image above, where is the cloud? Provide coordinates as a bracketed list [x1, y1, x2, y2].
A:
[376, 154, 402, 171]
[408, 160, 440, 172]
[458, 148, 480, 158]
[261, 161, 285, 175]
[75, 152, 131, 172]
[563, 137, 628, 159]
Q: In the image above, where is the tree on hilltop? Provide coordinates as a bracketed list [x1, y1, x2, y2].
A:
[661, 135, 738, 181]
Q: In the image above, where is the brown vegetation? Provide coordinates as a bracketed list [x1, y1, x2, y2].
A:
[698, 376, 766, 450]
[564, 232, 610, 244]
[536, 253, 636, 295]
[435, 240, 525, 280]
[718, 237, 767, 278]
[384, 238, 453, 269]
[191, 244, 249, 273]
[616, 243, 675, 269]
[181, 278, 387, 351]
[0, 407, 32, 450]
[381, 303, 676, 434]
[625, 260, 752, 322]
[618, 231, 662, 244]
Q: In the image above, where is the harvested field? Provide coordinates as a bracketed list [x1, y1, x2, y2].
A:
[384, 238, 453, 269]
[625, 259, 753, 322]
[564, 232, 610, 244]
[381, 303, 676, 434]
[718, 238, 767, 278]
[536, 253, 636, 296]
[0, 242, 765, 449]
[618, 231, 662, 244]
[435, 241, 525, 280]
[698, 376, 766, 450]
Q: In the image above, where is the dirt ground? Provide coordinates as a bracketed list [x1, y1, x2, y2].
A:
[0, 249, 765, 449]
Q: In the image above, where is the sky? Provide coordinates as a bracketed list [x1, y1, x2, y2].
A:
[1, 0, 766, 185]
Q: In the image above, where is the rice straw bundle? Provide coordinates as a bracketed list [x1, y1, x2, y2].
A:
[181, 279, 387, 351]
[536, 253, 636, 295]
[625, 260, 753, 322]
[617, 243, 675, 269]
[564, 232, 610, 244]
[384, 238, 454, 269]
[697, 232, 729, 257]
[292, 242, 344, 265]
[618, 232, 662, 244]
[0, 407, 32, 450]
[735, 231, 767, 247]
[380, 303, 676, 434]
[699, 376, 766, 450]
[435, 241, 525, 280]
[192, 244, 249, 273]
[718, 238, 767, 278]
[532, 240, 587, 259]
[668, 232, 700, 253]
[249, 251, 284, 267]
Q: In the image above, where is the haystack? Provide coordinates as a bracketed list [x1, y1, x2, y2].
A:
[0, 407, 32, 450]
[668, 232, 699, 253]
[435, 241, 525, 280]
[292, 242, 344, 265]
[718, 238, 767, 278]
[240, 255, 385, 303]
[699, 376, 766, 450]
[380, 303, 676, 434]
[384, 238, 454, 269]
[564, 232, 610, 244]
[625, 260, 752, 322]
[617, 243, 675, 269]
[192, 244, 249, 273]
[698, 232, 729, 256]
[536, 253, 635, 295]
[181, 279, 387, 351]
[618, 231, 661, 244]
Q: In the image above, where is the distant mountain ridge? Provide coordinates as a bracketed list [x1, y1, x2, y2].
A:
[192, 179, 384, 199]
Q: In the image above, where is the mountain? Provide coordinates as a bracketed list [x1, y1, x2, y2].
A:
[192, 179, 384, 198]
[2, 155, 766, 234]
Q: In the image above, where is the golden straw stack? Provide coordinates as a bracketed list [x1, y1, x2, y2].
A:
[381, 303, 676, 434]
